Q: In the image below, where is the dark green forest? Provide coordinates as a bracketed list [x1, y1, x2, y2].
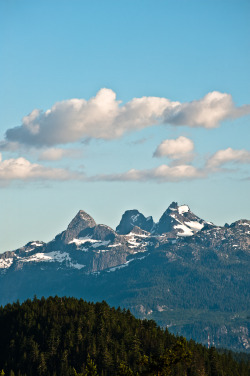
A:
[0, 297, 249, 376]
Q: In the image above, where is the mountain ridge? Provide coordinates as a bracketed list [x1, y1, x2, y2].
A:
[0, 202, 249, 353]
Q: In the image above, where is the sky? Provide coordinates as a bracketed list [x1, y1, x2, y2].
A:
[0, 0, 250, 252]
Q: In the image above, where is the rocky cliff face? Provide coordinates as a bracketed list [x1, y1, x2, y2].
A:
[0, 203, 249, 352]
[61, 210, 96, 244]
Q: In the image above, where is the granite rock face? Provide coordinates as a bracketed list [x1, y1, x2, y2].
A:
[61, 210, 96, 244]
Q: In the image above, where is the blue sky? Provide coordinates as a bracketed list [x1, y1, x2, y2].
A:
[0, 0, 250, 252]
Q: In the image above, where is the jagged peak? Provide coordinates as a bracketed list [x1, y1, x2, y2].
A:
[73, 210, 96, 223]
[120, 209, 141, 218]
[165, 202, 190, 215]
[116, 209, 154, 235]
[62, 210, 96, 244]
[168, 201, 178, 210]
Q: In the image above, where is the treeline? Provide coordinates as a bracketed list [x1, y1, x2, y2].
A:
[0, 296, 249, 375]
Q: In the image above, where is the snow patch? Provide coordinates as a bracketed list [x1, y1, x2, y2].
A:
[69, 237, 96, 246]
[96, 249, 111, 253]
[25, 248, 34, 253]
[174, 224, 193, 236]
[69, 262, 85, 270]
[178, 205, 189, 214]
[31, 241, 43, 247]
[128, 232, 148, 238]
[78, 247, 89, 252]
[107, 256, 146, 272]
[69, 238, 111, 249]
[19, 251, 86, 270]
[22, 251, 71, 263]
[126, 234, 149, 250]
[131, 214, 139, 222]
[91, 241, 110, 248]
[0, 258, 13, 269]
[184, 221, 204, 230]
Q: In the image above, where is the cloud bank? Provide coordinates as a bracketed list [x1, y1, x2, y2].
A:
[90, 164, 205, 183]
[4, 89, 250, 148]
[89, 147, 250, 183]
[1, 141, 250, 186]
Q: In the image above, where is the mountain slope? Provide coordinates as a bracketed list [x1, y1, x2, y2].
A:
[1, 296, 249, 376]
[0, 202, 249, 352]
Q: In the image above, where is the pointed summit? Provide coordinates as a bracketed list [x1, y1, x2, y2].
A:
[116, 209, 154, 235]
[154, 202, 206, 236]
[62, 210, 96, 243]
[168, 201, 178, 211]
[154, 204, 176, 235]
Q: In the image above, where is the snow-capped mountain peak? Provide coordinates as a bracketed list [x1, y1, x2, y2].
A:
[153, 202, 208, 236]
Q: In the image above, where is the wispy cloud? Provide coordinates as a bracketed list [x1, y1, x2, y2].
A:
[89, 164, 205, 183]
[0, 153, 82, 186]
[3, 89, 250, 148]
[88, 146, 250, 183]
[206, 147, 250, 169]
[129, 137, 149, 145]
[38, 148, 82, 161]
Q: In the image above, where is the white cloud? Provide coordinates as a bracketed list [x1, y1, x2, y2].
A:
[163, 91, 250, 128]
[206, 147, 250, 169]
[0, 153, 81, 185]
[89, 145, 250, 182]
[153, 136, 194, 160]
[38, 148, 82, 161]
[4, 89, 250, 148]
[90, 164, 205, 183]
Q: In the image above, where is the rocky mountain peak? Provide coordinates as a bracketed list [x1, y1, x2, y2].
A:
[116, 209, 154, 235]
[167, 201, 178, 211]
[154, 203, 206, 236]
[0, 203, 249, 354]
[62, 210, 96, 244]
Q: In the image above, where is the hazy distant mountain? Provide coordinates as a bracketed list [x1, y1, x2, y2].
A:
[0, 202, 249, 352]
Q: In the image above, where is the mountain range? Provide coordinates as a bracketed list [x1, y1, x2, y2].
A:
[1, 202, 249, 352]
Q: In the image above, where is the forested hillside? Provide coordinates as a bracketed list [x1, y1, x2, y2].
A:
[0, 297, 249, 375]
